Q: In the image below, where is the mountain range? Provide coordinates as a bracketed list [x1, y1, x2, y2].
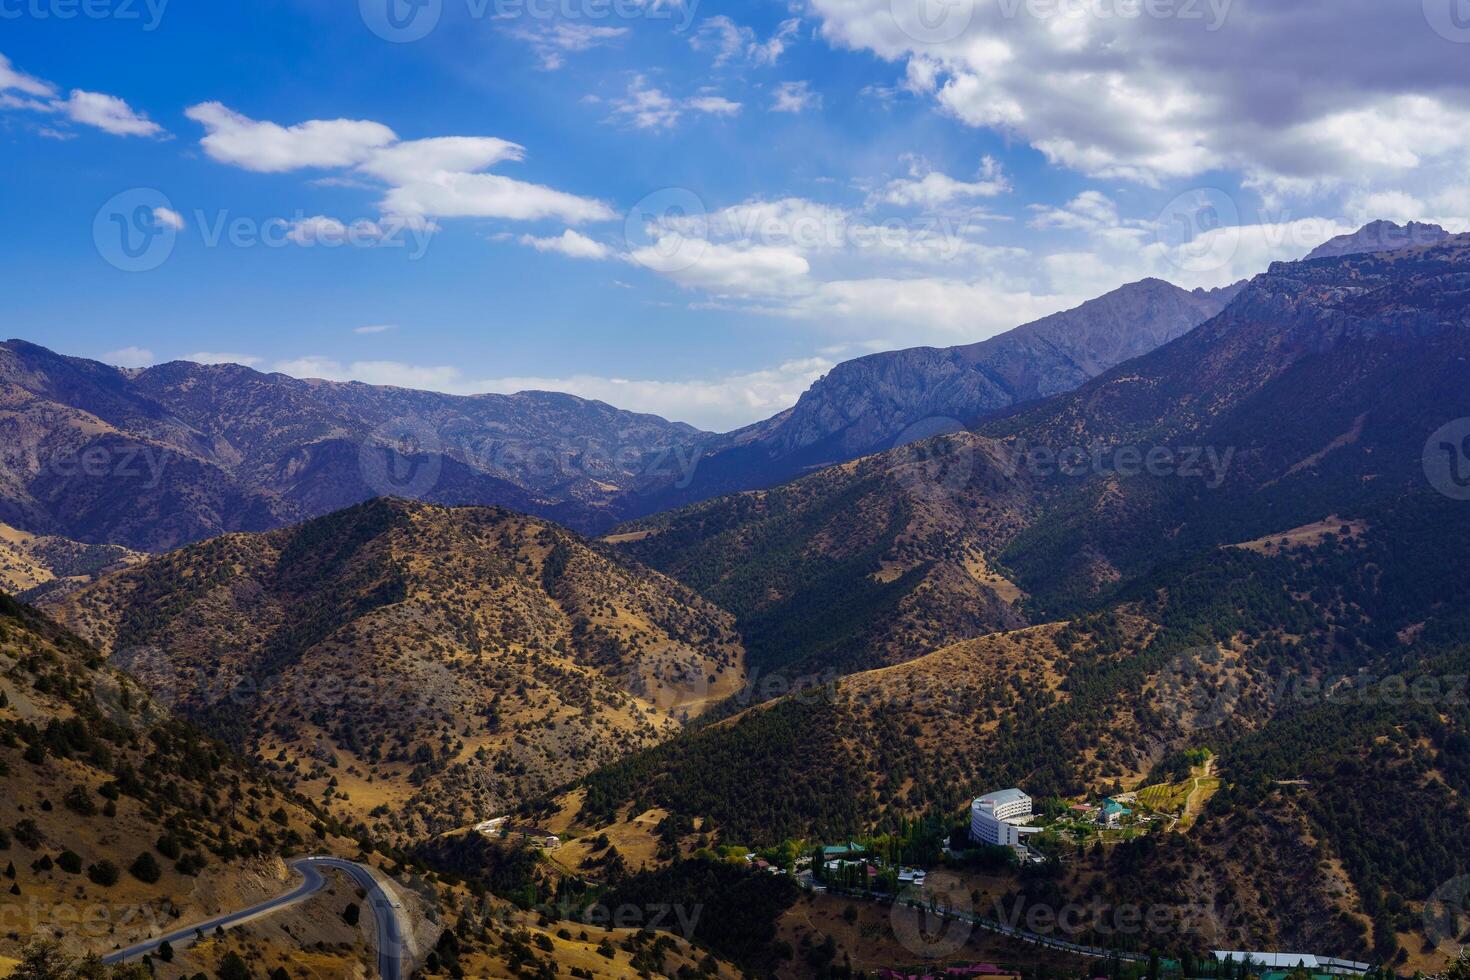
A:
[0, 274, 1245, 561]
[625, 278, 1244, 515]
[0, 339, 704, 550]
[551, 230, 1470, 966]
[5, 220, 1470, 976]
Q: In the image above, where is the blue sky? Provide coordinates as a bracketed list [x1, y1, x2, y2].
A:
[4, 0, 1469, 430]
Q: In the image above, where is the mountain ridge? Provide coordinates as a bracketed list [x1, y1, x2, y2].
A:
[625, 277, 1244, 514]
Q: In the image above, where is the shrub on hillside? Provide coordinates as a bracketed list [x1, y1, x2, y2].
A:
[129, 852, 162, 883]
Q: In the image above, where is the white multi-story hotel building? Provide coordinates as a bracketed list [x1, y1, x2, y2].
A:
[970, 789, 1040, 847]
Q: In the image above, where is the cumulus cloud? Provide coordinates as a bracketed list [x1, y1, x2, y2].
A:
[186, 106, 613, 225]
[185, 102, 395, 171]
[0, 53, 56, 98]
[608, 76, 742, 129]
[631, 238, 813, 294]
[183, 352, 263, 366]
[520, 229, 611, 259]
[477, 357, 833, 430]
[272, 357, 464, 391]
[771, 80, 820, 113]
[282, 214, 439, 246]
[0, 55, 162, 139]
[508, 23, 629, 70]
[688, 95, 742, 116]
[810, 0, 1470, 194]
[691, 16, 801, 67]
[60, 90, 165, 137]
[103, 347, 156, 368]
[152, 207, 186, 231]
[877, 155, 1010, 207]
[259, 354, 827, 429]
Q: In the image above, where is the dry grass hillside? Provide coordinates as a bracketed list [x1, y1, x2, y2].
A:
[0, 590, 750, 979]
[0, 523, 140, 601]
[47, 498, 746, 844]
[0, 592, 369, 969]
[613, 433, 1037, 679]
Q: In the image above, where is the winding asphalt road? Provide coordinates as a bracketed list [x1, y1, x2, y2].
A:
[101, 856, 408, 980]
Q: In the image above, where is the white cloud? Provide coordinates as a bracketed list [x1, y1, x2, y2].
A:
[630, 238, 812, 295]
[354, 324, 397, 335]
[103, 347, 156, 369]
[0, 53, 57, 98]
[691, 16, 801, 67]
[0, 56, 162, 140]
[609, 76, 682, 129]
[479, 357, 833, 430]
[271, 357, 464, 391]
[185, 102, 397, 172]
[877, 155, 1010, 207]
[379, 171, 613, 224]
[508, 23, 629, 70]
[257, 352, 833, 430]
[688, 95, 742, 116]
[152, 207, 185, 231]
[282, 214, 439, 246]
[751, 19, 802, 66]
[771, 80, 820, 113]
[183, 352, 262, 366]
[519, 229, 611, 259]
[1028, 191, 1124, 232]
[789, 278, 1075, 337]
[60, 90, 164, 137]
[608, 76, 742, 129]
[186, 107, 611, 226]
[357, 136, 524, 184]
[809, 0, 1470, 192]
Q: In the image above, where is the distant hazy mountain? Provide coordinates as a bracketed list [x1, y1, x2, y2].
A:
[629, 278, 1243, 513]
[1305, 219, 1449, 260]
[0, 340, 707, 549]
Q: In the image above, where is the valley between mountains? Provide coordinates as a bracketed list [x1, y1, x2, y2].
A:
[3, 224, 1469, 978]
